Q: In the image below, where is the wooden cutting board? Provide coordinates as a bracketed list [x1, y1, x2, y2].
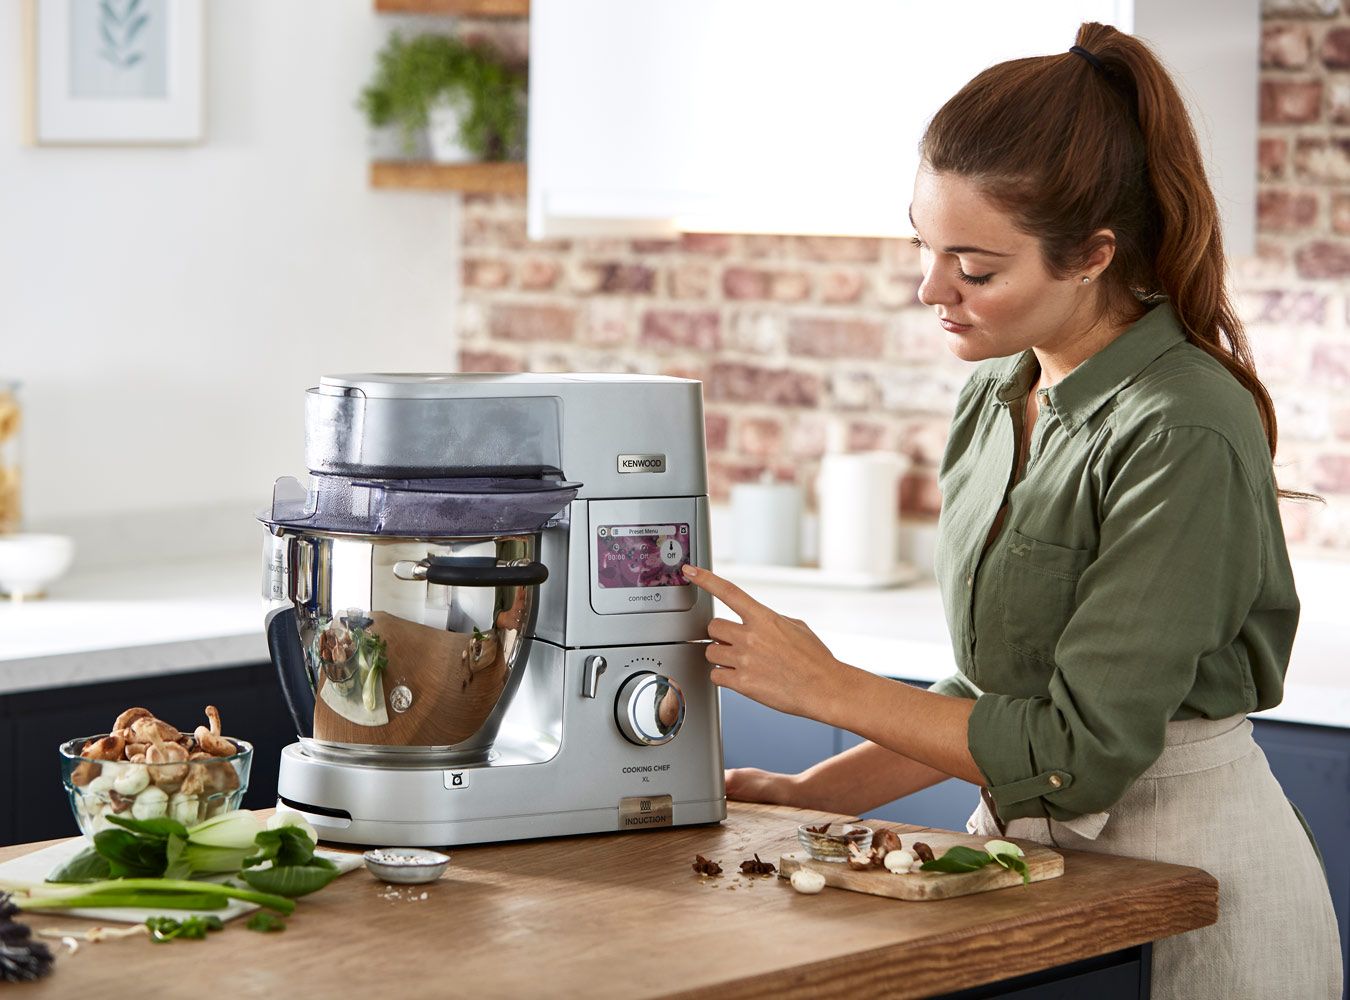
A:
[779, 829, 1063, 901]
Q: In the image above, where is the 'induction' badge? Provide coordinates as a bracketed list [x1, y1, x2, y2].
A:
[619, 795, 673, 828]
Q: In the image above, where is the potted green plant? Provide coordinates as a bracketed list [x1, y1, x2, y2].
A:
[359, 33, 525, 163]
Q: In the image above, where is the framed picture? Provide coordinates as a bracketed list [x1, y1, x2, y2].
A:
[23, 0, 205, 145]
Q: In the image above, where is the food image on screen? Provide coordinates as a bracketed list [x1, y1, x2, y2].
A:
[596, 524, 691, 589]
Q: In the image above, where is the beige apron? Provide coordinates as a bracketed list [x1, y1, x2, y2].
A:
[967, 715, 1343, 1000]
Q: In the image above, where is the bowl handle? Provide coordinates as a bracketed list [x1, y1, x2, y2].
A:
[266, 605, 316, 738]
[393, 557, 549, 588]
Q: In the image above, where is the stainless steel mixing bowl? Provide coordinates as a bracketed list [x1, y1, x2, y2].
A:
[265, 528, 547, 766]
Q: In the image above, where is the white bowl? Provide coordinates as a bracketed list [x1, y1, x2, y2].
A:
[363, 847, 451, 884]
[0, 533, 75, 599]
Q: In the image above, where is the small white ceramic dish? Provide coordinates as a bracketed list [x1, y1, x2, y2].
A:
[363, 847, 451, 884]
[0, 533, 75, 599]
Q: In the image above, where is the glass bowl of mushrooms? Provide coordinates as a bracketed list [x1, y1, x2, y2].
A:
[59, 706, 253, 837]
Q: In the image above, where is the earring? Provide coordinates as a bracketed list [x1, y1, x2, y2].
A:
[1081, 276, 1091, 284]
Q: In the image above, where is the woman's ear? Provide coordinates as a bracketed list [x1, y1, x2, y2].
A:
[1081, 228, 1118, 279]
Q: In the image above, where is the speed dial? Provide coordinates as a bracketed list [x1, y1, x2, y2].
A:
[615, 672, 685, 746]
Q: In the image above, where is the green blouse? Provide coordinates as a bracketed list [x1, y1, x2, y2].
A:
[930, 302, 1298, 823]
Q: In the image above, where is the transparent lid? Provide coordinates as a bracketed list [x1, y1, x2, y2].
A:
[259, 474, 580, 538]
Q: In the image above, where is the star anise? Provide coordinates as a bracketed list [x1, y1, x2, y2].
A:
[692, 854, 722, 876]
[912, 842, 936, 864]
[739, 854, 776, 876]
[805, 822, 831, 834]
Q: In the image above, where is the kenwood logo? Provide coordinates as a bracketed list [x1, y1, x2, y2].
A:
[617, 454, 666, 474]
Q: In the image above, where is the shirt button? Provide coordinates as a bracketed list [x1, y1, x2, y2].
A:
[966, 574, 974, 588]
[1048, 774, 1063, 788]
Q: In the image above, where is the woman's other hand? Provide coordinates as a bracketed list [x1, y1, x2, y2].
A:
[725, 767, 797, 805]
[682, 563, 855, 724]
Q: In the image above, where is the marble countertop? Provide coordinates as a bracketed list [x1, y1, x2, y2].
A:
[2, 550, 1346, 727]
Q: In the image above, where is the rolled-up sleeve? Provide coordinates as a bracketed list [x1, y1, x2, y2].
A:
[929, 672, 982, 699]
[968, 426, 1266, 821]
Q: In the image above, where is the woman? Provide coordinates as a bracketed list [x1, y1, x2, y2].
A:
[681, 21, 1342, 1000]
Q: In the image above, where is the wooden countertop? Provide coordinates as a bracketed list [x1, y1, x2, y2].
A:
[1, 803, 1217, 999]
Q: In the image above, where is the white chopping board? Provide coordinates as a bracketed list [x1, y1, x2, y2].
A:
[0, 837, 364, 924]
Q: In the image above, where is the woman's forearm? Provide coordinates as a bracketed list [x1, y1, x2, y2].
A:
[790, 739, 962, 815]
[819, 667, 987, 786]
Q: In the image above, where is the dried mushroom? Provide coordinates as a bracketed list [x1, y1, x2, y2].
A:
[911, 842, 936, 864]
[194, 705, 235, 757]
[112, 707, 155, 733]
[847, 827, 906, 871]
[871, 829, 902, 856]
[71, 705, 242, 833]
[691, 855, 723, 876]
[738, 854, 776, 876]
[129, 716, 181, 745]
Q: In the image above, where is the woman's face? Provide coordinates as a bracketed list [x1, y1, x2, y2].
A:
[910, 165, 1098, 364]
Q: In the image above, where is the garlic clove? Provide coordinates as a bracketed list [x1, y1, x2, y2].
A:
[169, 792, 201, 826]
[883, 849, 917, 874]
[86, 772, 116, 795]
[112, 763, 150, 796]
[130, 785, 169, 820]
[789, 868, 827, 894]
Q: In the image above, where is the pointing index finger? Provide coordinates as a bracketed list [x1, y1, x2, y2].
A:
[681, 564, 765, 620]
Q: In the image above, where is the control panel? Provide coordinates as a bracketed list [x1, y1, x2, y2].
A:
[587, 498, 698, 615]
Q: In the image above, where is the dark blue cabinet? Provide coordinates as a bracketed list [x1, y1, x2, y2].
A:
[1252, 718, 1350, 984]
[718, 688, 838, 775]
[719, 681, 976, 831]
[0, 662, 296, 847]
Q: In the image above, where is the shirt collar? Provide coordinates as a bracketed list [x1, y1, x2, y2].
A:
[993, 301, 1186, 434]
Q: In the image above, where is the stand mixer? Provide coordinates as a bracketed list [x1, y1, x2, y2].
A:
[259, 373, 725, 846]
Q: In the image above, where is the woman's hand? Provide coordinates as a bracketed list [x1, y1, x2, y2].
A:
[725, 767, 797, 805]
[682, 563, 856, 724]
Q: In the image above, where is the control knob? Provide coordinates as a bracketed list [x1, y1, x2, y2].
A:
[615, 671, 685, 746]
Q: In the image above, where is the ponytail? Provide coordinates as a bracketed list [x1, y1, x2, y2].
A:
[922, 22, 1309, 500]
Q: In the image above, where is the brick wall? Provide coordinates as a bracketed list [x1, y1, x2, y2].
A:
[455, 3, 1350, 554]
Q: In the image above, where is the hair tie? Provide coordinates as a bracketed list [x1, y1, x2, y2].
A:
[1069, 45, 1107, 74]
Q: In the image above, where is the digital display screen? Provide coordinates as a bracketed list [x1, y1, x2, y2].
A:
[595, 523, 691, 589]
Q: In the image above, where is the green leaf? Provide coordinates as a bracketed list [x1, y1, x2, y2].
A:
[247, 912, 287, 933]
[237, 862, 341, 899]
[246, 827, 317, 870]
[919, 846, 995, 874]
[106, 815, 189, 841]
[162, 834, 190, 881]
[46, 846, 112, 884]
[992, 852, 1031, 885]
[93, 828, 166, 878]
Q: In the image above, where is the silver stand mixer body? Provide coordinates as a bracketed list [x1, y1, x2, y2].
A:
[262, 374, 726, 846]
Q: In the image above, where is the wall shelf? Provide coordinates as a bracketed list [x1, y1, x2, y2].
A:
[374, 0, 528, 15]
[370, 161, 527, 195]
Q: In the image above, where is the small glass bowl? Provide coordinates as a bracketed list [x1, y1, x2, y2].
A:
[796, 822, 873, 863]
[60, 735, 253, 837]
[363, 848, 451, 884]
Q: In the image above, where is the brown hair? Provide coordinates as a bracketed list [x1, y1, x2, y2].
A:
[921, 22, 1308, 500]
